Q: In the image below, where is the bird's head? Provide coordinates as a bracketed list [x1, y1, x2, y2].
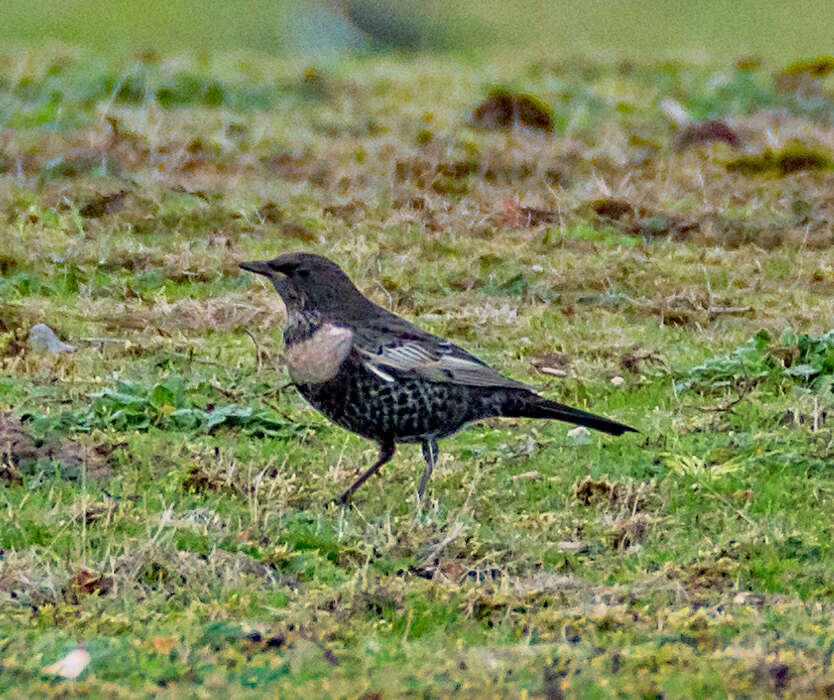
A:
[239, 252, 364, 316]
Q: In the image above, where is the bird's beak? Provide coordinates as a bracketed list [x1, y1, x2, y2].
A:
[239, 260, 274, 277]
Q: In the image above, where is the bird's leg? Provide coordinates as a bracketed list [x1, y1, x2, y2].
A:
[338, 440, 396, 504]
[417, 440, 438, 502]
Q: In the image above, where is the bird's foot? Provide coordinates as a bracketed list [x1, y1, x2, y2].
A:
[335, 487, 353, 505]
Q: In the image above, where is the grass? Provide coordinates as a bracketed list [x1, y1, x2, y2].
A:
[2, 45, 834, 696]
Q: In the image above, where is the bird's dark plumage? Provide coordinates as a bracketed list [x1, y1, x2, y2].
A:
[239, 253, 637, 503]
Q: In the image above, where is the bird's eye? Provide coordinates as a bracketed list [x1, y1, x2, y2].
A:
[296, 268, 311, 279]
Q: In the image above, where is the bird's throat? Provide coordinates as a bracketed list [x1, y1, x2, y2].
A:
[283, 308, 325, 343]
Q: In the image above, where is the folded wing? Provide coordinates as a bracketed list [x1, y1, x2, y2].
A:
[353, 320, 533, 391]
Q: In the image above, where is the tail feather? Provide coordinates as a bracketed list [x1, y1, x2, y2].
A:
[505, 396, 637, 436]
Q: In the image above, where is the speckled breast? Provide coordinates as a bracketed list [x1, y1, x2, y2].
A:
[294, 355, 484, 443]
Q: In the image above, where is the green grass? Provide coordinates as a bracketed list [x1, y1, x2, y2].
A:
[2, 45, 834, 696]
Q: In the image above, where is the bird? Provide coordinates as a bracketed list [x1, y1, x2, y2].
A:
[239, 253, 637, 504]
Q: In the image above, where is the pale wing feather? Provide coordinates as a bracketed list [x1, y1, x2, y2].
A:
[356, 342, 532, 390]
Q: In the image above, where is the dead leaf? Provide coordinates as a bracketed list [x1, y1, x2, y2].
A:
[152, 636, 177, 654]
[472, 89, 553, 132]
[530, 351, 570, 378]
[611, 516, 648, 550]
[501, 196, 558, 228]
[775, 56, 834, 95]
[725, 143, 833, 176]
[63, 570, 113, 603]
[511, 470, 542, 481]
[0, 462, 23, 486]
[675, 120, 740, 150]
[79, 190, 129, 218]
[722, 490, 756, 502]
[619, 350, 664, 373]
[576, 479, 621, 506]
[591, 198, 635, 220]
[323, 201, 363, 224]
[256, 201, 284, 223]
[589, 198, 699, 240]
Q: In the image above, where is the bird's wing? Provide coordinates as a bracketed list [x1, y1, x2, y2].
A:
[352, 319, 533, 390]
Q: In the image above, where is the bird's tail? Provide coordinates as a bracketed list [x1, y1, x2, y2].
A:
[502, 395, 637, 436]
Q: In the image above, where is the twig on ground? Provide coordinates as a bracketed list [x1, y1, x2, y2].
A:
[244, 330, 264, 374]
[684, 378, 754, 413]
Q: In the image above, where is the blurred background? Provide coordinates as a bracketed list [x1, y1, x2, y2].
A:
[2, 0, 832, 60]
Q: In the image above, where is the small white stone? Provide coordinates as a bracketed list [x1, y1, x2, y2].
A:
[556, 540, 588, 553]
[567, 426, 591, 444]
[659, 97, 691, 126]
[28, 324, 76, 354]
[538, 367, 567, 377]
[42, 648, 91, 679]
[610, 375, 625, 387]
